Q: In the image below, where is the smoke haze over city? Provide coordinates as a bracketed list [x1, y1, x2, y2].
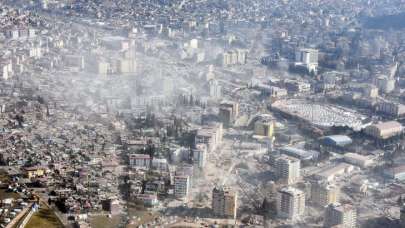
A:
[1, 1, 405, 227]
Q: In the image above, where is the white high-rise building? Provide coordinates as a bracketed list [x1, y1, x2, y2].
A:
[236, 49, 248, 64]
[222, 49, 248, 66]
[277, 187, 306, 220]
[209, 79, 222, 99]
[0, 61, 13, 80]
[296, 48, 318, 65]
[295, 48, 319, 74]
[324, 203, 357, 228]
[275, 154, 301, 184]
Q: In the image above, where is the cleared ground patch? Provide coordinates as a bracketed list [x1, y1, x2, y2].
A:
[89, 214, 122, 228]
[25, 203, 64, 228]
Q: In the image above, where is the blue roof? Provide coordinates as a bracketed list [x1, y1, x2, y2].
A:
[321, 135, 352, 146]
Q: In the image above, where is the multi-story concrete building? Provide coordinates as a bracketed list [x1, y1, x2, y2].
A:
[285, 80, 311, 94]
[129, 154, 151, 170]
[209, 79, 222, 99]
[295, 48, 319, 74]
[151, 158, 168, 173]
[219, 101, 239, 127]
[310, 181, 339, 207]
[195, 122, 223, 153]
[343, 153, 374, 168]
[212, 186, 238, 219]
[275, 154, 301, 185]
[0, 60, 13, 80]
[222, 49, 248, 66]
[222, 50, 238, 66]
[297, 48, 319, 65]
[236, 49, 248, 64]
[219, 106, 233, 127]
[324, 203, 357, 228]
[374, 75, 395, 94]
[277, 187, 306, 220]
[174, 175, 190, 200]
[193, 143, 207, 169]
[364, 121, 403, 140]
[362, 85, 379, 98]
[117, 58, 137, 73]
[376, 101, 405, 117]
[269, 86, 288, 98]
[254, 119, 274, 138]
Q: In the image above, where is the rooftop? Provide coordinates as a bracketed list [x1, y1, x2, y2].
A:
[280, 146, 318, 160]
[279, 186, 304, 196]
[372, 121, 402, 130]
[321, 135, 353, 146]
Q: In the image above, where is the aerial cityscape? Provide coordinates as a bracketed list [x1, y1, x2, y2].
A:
[1, 0, 405, 227]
